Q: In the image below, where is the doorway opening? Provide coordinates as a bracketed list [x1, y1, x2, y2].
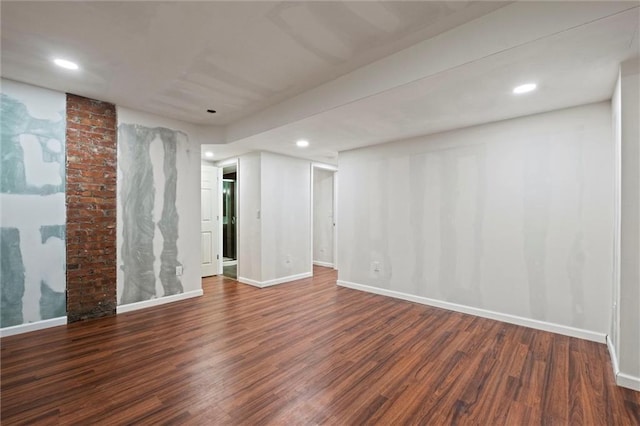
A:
[222, 164, 238, 279]
[312, 165, 337, 270]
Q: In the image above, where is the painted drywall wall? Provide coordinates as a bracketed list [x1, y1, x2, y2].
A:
[238, 152, 262, 282]
[313, 167, 334, 266]
[236, 152, 312, 286]
[618, 59, 640, 382]
[260, 152, 311, 282]
[116, 107, 201, 305]
[611, 71, 622, 356]
[1, 79, 66, 328]
[338, 102, 614, 336]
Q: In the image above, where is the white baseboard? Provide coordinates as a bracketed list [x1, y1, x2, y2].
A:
[237, 276, 262, 287]
[606, 335, 640, 391]
[606, 335, 620, 377]
[238, 272, 313, 288]
[0, 316, 67, 338]
[337, 280, 607, 344]
[313, 261, 334, 268]
[617, 372, 640, 391]
[117, 289, 203, 314]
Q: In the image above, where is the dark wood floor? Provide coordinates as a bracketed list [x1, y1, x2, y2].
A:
[1, 266, 639, 425]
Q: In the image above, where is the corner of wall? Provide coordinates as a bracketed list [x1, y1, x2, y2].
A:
[607, 334, 640, 391]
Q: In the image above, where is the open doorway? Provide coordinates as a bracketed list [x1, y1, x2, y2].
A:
[312, 165, 337, 269]
[222, 163, 238, 279]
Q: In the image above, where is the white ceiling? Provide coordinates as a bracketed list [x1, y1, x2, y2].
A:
[2, 1, 639, 165]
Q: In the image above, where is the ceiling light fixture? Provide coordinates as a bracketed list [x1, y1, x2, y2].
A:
[53, 58, 79, 70]
[296, 139, 309, 148]
[513, 83, 537, 94]
[204, 151, 214, 158]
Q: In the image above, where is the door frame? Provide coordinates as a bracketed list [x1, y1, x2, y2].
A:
[311, 163, 338, 272]
[218, 158, 239, 278]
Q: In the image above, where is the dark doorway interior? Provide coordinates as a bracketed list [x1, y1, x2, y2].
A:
[222, 170, 237, 279]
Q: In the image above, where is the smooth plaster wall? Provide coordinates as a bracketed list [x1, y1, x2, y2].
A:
[338, 102, 614, 335]
[619, 59, 640, 379]
[313, 168, 334, 266]
[611, 72, 622, 354]
[238, 152, 262, 282]
[116, 107, 201, 305]
[1, 79, 66, 328]
[260, 152, 311, 281]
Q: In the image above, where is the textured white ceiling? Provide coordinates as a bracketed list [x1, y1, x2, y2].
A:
[0, 1, 506, 125]
[1, 1, 638, 165]
[225, 6, 639, 162]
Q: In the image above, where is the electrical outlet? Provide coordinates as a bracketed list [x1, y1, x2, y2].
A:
[175, 265, 183, 276]
[285, 255, 291, 264]
[371, 261, 380, 273]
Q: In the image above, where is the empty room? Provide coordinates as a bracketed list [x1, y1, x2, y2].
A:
[1, 1, 639, 424]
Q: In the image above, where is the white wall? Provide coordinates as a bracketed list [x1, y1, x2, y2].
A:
[610, 70, 622, 357]
[236, 152, 312, 286]
[238, 152, 262, 283]
[116, 107, 202, 307]
[260, 152, 311, 282]
[1, 79, 67, 331]
[618, 59, 640, 387]
[313, 167, 334, 266]
[338, 102, 614, 340]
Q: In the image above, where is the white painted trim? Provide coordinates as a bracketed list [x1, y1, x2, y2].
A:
[238, 272, 313, 288]
[237, 276, 262, 287]
[312, 162, 338, 171]
[116, 289, 203, 314]
[0, 317, 67, 337]
[617, 373, 640, 391]
[218, 167, 224, 276]
[607, 335, 620, 377]
[313, 261, 334, 268]
[310, 163, 315, 275]
[607, 335, 640, 391]
[333, 171, 338, 271]
[216, 157, 239, 168]
[337, 280, 607, 344]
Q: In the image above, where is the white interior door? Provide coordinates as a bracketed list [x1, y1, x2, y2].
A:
[201, 165, 219, 277]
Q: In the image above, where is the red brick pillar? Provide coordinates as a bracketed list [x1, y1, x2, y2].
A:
[66, 94, 117, 322]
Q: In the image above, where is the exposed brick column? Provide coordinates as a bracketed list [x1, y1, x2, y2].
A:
[66, 94, 117, 322]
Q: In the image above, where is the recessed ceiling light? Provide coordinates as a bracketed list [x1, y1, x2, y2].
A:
[53, 58, 79, 70]
[204, 151, 214, 158]
[296, 139, 309, 148]
[513, 83, 537, 94]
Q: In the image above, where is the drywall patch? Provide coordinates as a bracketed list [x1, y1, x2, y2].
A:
[0, 80, 66, 328]
[118, 124, 184, 304]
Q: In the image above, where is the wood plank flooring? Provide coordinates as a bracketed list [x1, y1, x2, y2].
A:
[1, 266, 639, 425]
